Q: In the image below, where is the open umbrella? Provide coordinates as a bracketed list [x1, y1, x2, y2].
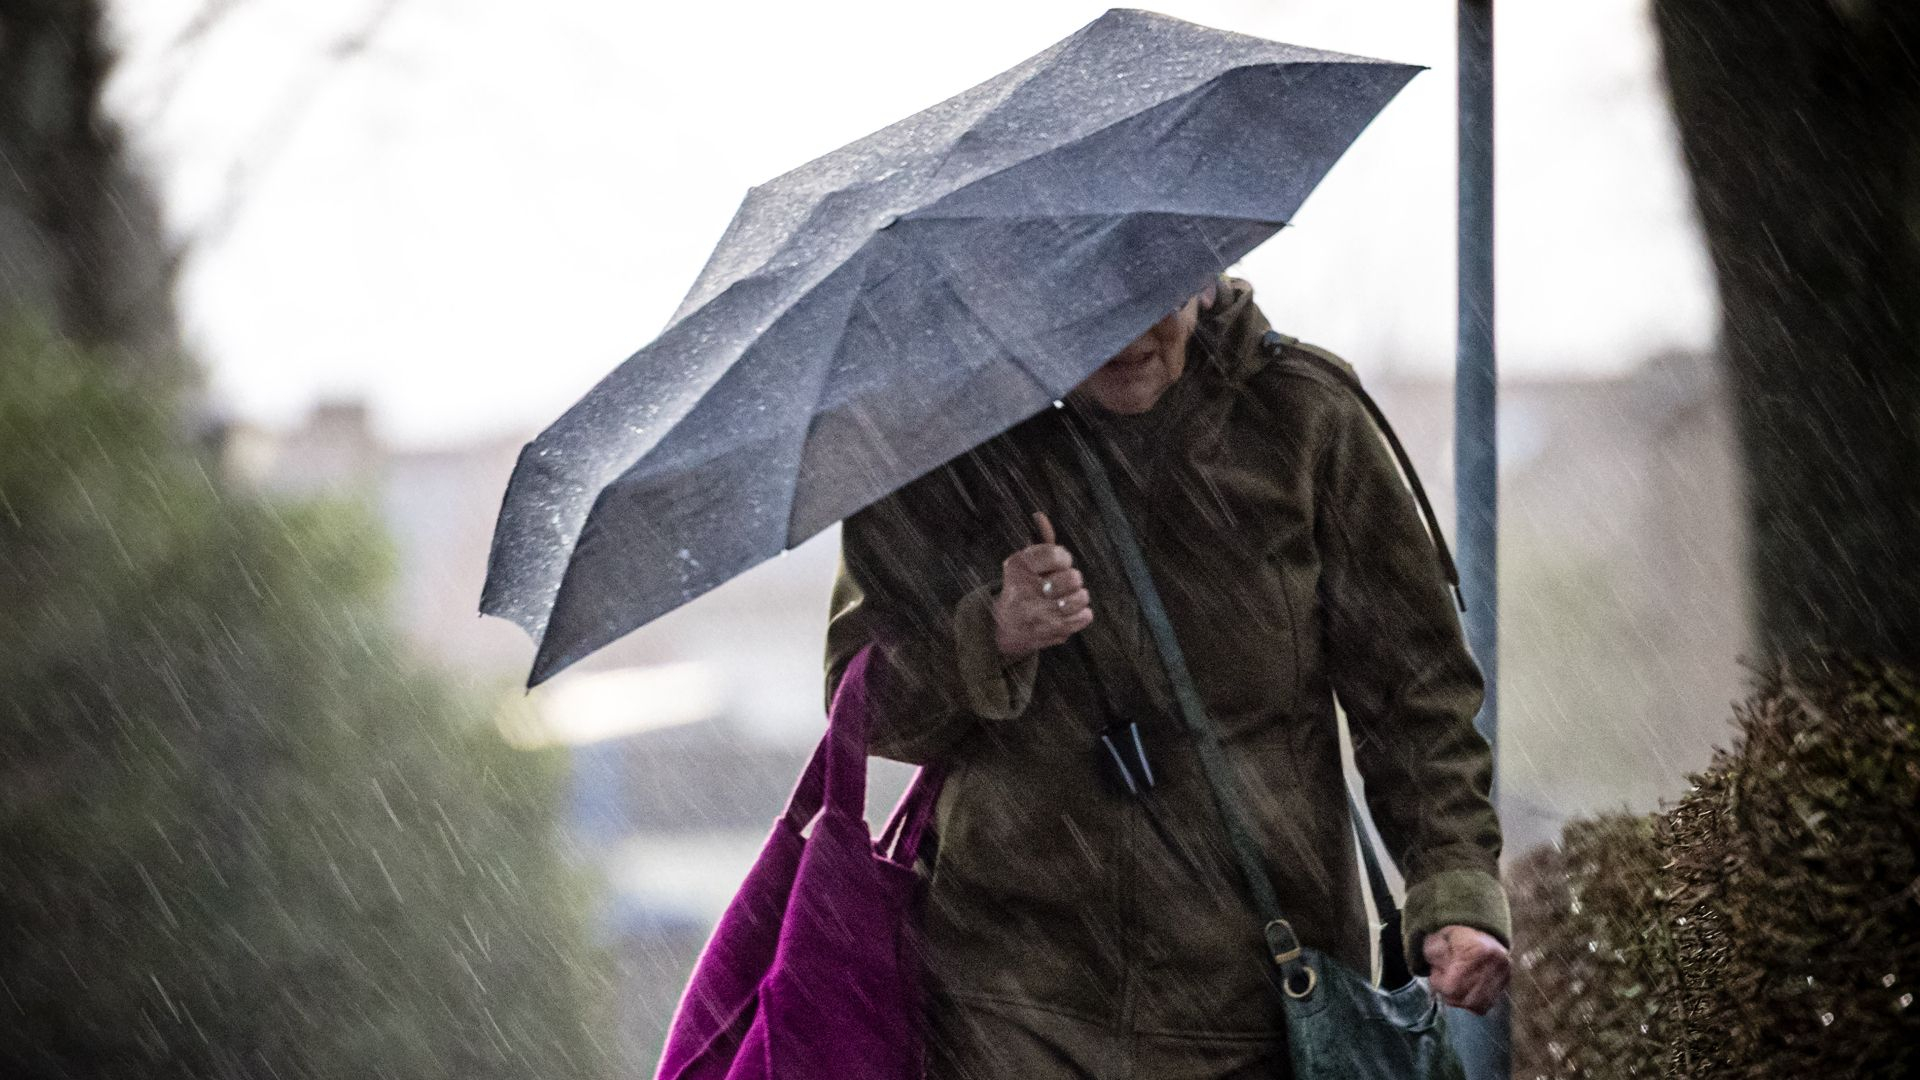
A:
[482, 7, 1418, 685]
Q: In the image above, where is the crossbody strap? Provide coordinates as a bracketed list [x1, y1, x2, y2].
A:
[1262, 331, 1464, 614]
[1063, 409, 1409, 988]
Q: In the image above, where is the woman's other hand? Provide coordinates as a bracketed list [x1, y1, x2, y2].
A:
[992, 511, 1094, 660]
[1422, 925, 1511, 1015]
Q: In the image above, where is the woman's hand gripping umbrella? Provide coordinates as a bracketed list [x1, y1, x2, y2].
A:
[991, 511, 1093, 660]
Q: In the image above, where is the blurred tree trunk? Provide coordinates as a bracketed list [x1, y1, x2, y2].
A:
[0, 0, 177, 363]
[1651, 0, 1920, 670]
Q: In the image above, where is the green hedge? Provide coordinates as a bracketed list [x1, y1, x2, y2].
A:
[1511, 656, 1920, 1078]
[0, 319, 615, 1078]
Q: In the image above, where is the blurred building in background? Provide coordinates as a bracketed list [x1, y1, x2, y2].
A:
[207, 345, 1749, 1061]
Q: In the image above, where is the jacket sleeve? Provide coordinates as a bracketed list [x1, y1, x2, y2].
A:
[824, 496, 1040, 765]
[1309, 377, 1510, 976]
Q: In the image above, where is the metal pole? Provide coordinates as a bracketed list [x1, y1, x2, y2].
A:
[1453, 0, 1509, 1076]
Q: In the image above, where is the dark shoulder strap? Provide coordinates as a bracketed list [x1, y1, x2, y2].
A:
[1061, 410, 1412, 990]
[1262, 331, 1464, 613]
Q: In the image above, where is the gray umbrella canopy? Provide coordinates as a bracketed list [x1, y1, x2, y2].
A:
[482, 8, 1418, 685]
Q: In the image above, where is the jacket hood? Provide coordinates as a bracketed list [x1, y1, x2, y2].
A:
[1190, 274, 1275, 387]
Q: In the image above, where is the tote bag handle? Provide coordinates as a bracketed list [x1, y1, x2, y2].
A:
[786, 645, 945, 867]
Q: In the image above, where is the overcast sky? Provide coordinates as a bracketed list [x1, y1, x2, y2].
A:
[105, 0, 1716, 447]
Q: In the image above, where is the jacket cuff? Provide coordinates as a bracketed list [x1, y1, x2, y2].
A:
[951, 585, 1039, 720]
[1401, 868, 1511, 977]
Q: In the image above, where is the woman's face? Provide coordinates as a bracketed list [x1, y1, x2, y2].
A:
[1073, 285, 1215, 415]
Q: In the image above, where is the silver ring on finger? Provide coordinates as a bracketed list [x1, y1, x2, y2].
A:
[1041, 577, 1055, 597]
[1056, 598, 1067, 611]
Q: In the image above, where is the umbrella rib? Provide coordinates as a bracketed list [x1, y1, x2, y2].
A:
[779, 255, 879, 550]
[915, 33, 1081, 193]
[606, 256, 858, 490]
[929, 266, 1059, 403]
[674, 46, 1070, 318]
[528, 253, 876, 672]
[777, 263, 1057, 550]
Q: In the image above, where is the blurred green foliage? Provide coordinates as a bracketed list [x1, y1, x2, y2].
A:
[0, 317, 616, 1078]
[1510, 655, 1919, 1078]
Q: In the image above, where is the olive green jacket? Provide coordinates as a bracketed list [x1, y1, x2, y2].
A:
[823, 277, 1507, 1041]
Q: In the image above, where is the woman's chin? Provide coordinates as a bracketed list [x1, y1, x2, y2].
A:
[1092, 390, 1164, 415]
[1077, 355, 1181, 415]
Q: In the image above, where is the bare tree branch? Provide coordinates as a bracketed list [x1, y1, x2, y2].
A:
[170, 0, 412, 255]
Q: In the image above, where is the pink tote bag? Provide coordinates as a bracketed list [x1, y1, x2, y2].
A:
[656, 645, 944, 1080]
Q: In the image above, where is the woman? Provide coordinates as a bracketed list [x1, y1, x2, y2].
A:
[824, 276, 1511, 1079]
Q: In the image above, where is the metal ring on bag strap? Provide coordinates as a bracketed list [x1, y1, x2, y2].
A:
[1284, 965, 1319, 1000]
[1269, 919, 1318, 1000]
